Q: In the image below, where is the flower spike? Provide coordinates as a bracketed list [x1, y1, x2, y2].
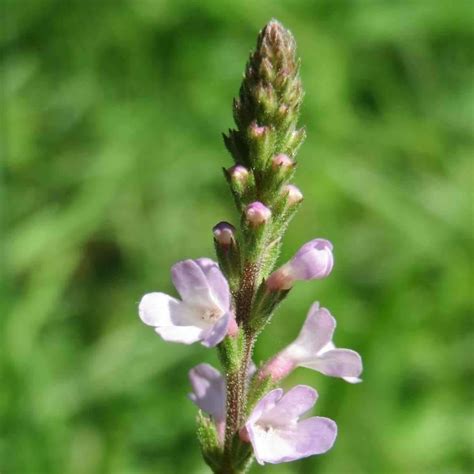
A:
[138, 19, 363, 471]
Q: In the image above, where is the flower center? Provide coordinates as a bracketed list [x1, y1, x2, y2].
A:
[254, 423, 275, 437]
[201, 306, 224, 323]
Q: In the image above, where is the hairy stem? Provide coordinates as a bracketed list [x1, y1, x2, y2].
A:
[221, 257, 261, 469]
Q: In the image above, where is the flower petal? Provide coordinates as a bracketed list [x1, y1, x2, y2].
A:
[201, 312, 230, 347]
[301, 348, 363, 381]
[246, 388, 283, 426]
[138, 292, 182, 327]
[248, 424, 296, 465]
[188, 363, 226, 421]
[291, 239, 334, 279]
[195, 258, 230, 311]
[295, 238, 333, 257]
[259, 385, 317, 426]
[249, 416, 337, 464]
[154, 325, 204, 344]
[272, 416, 337, 462]
[285, 303, 336, 361]
[246, 385, 337, 465]
[171, 260, 216, 307]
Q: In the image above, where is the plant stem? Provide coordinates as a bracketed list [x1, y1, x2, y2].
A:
[221, 257, 260, 470]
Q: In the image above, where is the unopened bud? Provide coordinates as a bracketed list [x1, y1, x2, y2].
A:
[227, 165, 249, 185]
[286, 127, 306, 156]
[248, 122, 274, 171]
[271, 154, 294, 171]
[245, 201, 271, 227]
[212, 222, 240, 293]
[249, 122, 267, 139]
[213, 221, 236, 246]
[282, 184, 303, 205]
[255, 85, 278, 114]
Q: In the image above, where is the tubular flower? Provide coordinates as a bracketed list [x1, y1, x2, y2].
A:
[139, 258, 232, 347]
[188, 363, 226, 440]
[188, 363, 257, 441]
[261, 302, 363, 383]
[266, 239, 333, 290]
[242, 385, 337, 464]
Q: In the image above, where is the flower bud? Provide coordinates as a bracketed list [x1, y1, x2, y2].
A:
[255, 84, 278, 115]
[266, 239, 333, 291]
[227, 165, 249, 186]
[271, 154, 294, 171]
[212, 222, 240, 291]
[286, 127, 306, 156]
[249, 122, 267, 139]
[213, 221, 236, 247]
[245, 201, 271, 227]
[282, 184, 303, 205]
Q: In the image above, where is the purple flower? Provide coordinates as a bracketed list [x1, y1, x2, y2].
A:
[188, 362, 256, 442]
[188, 363, 256, 419]
[243, 385, 337, 464]
[266, 239, 334, 290]
[261, 302, 363, 383]
[188, 363, 226, 440]
[138, 258, 232, 347]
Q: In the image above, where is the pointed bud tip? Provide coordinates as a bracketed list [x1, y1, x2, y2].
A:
[264, 19, 288, 37]
[261, 19, 296, 49]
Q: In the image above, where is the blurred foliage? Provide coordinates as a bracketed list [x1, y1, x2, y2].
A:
[1, 0, 473, 473]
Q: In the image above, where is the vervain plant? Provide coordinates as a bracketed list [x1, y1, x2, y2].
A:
[138, 19, 362, 473]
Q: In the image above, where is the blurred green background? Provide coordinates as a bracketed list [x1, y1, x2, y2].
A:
[2, 1, 473, 473]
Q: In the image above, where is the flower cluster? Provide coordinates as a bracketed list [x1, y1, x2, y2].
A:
[138, 19, 362, 472]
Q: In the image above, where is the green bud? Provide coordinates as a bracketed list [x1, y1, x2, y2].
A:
[196, 412, 223, 471]
[225, 20, 304, 170]
[247, 122, 275, 171]
[284, 127, 306, 157]
[271, 154, 296, 183]
[249, 280, 290, 331]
